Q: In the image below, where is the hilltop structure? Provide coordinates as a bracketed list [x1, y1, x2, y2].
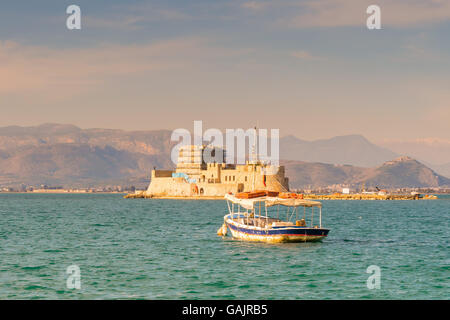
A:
[145, 145, 289, 197]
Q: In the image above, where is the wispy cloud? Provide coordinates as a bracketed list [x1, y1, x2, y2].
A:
[290, 50, 323, 60]
[241, 1, 270, 10]
[83, 5, 192, 30]
[244, 0, 450, 28]
[381, 137, 450, 146]
[0, 37, 255, 96]
[0, 38, 203, 94]
[83, 16, 146, 30]
[398, 32, 449, 63]
[378, 136, 450, 165]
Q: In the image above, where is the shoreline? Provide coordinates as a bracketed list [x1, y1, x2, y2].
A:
[1, 192, 446, 199]
[0, 191, 127, 194]
[124, 194, 223, 200]
[124, 193, 443, 200]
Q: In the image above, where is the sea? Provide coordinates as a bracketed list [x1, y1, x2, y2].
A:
[0, 193, 448, 299]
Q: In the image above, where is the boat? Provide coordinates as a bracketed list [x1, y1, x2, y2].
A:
[218, 193, 330, 243]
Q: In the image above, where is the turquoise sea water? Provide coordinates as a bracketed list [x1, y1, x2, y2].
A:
[0, 193, 448, 299]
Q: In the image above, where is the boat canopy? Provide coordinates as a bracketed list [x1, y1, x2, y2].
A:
[265, 198, 322, 208]
[224, 194, 322, 209]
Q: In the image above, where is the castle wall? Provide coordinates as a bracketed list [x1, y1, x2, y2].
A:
[145, 177, 192, 197]
[145, 165, 289, 197]
[145, 145, 289, 197]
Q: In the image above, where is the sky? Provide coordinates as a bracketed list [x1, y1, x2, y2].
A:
[1, 0, 450, 143]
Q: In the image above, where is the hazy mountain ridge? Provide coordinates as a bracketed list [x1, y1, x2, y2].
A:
[361, 156, 449, 188]
[279, 134, 398, 167]
[377, 139, 450, 178]
[0, 124, 448, 188]
[379, 139, 450, 165]
[0, 123, 174, 156]
[282, 161, 368, 188]
[0, 143, 172, 188]
[283, 156, 450, 188]
[431, 162, 450, 179]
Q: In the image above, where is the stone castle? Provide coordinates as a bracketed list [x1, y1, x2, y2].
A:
[145, 145, 289, 197]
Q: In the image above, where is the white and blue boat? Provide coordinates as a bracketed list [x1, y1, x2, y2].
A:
[219, 193, 330, 243]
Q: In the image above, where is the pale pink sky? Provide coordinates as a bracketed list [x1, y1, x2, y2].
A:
[1, 0, 450, 142]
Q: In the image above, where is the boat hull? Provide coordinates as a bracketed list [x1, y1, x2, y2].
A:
[225, 217, 329, 243]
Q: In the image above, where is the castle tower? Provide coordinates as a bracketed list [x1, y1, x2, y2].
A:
[175, 145, 205, 175]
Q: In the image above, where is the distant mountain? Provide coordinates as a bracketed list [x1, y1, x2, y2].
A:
[0, 124, 447, 189]
[361, 156, 450, 188]
[378, 139, 450, 178]
[431, 163, 450, 179]
[0, 123, 177, 187]
[283, 156, 450, 189]
[0, 143, 172, 188]
[379, 139, 450, 165]
[282, 160, 367, 188]
[0, 123, 174, 156]
[280, 134, 398, 167]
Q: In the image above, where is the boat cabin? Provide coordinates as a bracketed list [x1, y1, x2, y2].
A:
[224, 193, 323, 229]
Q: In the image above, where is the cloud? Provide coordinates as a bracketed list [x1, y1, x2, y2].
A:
[241, 1, 270, 10]
[414, 138, 450, 146]
[0, 38, 203, 94]
[83, 5, 192, 30]
[378, 136, 450, 165]
[0, 37, 256, 97]
[83, 16, 146, 30]
[381, 137, 450, 146]
[290, 50, 322, 60]
[256, 0, 450, 28]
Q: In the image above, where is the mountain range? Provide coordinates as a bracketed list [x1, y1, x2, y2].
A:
[283, 156, 450, 189]
[0, 124, 173, 188]
[279, 134, 398, 167]
[378, 139, 450, 178]
[0, 123, 448, 189]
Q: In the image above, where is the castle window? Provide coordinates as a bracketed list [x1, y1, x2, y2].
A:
[245, 176, 247, 182]
[233, 176, 235, 181]
[225, 176, 227, 181]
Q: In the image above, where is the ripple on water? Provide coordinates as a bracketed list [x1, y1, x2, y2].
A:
[21, 266, 47, 271]
[0, 193, 448, 299]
